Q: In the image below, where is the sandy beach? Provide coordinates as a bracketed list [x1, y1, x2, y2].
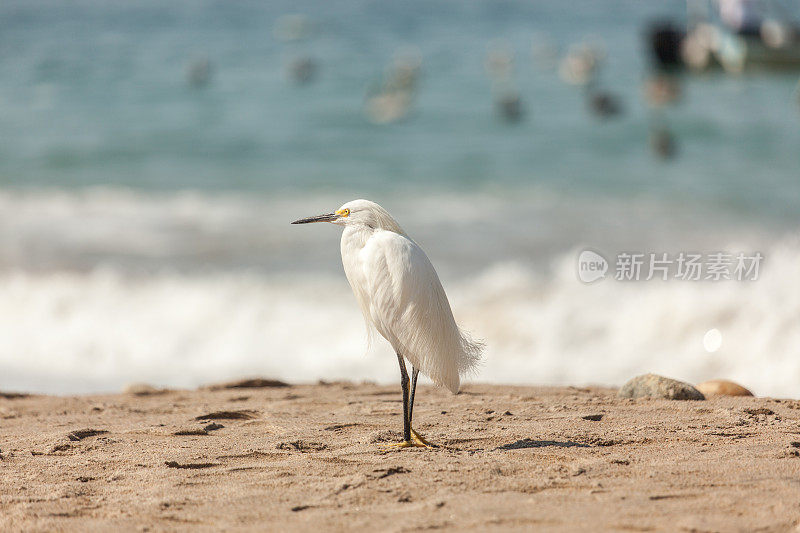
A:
[1, 381, 799, 531]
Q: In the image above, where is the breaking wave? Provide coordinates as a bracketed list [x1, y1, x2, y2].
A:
[0, 187, 797, 396]
[1, 243, 798, 396]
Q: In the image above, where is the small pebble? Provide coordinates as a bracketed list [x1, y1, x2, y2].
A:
[696, 380, 753, 397]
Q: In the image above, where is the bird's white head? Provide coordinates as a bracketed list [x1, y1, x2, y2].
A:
[291, 199, 404, 234]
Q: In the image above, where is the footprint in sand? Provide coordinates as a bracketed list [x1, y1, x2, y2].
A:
[195, 410, 257, 421]
[68, 428, 108, 441]
[164, 461, 219, 469]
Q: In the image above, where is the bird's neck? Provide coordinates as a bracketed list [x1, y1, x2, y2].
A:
[341, 225, 374, 250]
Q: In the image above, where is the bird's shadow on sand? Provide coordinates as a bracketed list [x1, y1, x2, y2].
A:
[496, 438, 591, 451]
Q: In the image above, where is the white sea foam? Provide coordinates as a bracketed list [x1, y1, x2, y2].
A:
[1, 240, 798, 397]
[0, 187, 796, 396]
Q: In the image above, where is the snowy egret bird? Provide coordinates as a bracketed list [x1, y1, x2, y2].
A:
[292, 199, 483, 448]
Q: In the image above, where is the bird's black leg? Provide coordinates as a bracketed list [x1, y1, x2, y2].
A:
[382, 355, 430, 449]
[409, 367, 419, 426]
[397, 352, 411, 443]
[408, 367, 434, 447]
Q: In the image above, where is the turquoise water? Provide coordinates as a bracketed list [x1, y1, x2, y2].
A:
[2, 0, 798, 216]
[1, 1, 799, 395]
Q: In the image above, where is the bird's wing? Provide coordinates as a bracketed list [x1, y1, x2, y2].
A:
[359, 230, 479, 393]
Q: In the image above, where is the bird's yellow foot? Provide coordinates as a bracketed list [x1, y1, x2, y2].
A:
[411, 428, 437, 448]
[381, 439, 428, 449]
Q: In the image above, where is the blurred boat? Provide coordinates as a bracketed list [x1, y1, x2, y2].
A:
[646, 0, 800, 73]
[714, 24, 800, 73]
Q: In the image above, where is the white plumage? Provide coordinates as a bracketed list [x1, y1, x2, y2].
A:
[338, 200, 483, 392]
[292, 199, 483, 447]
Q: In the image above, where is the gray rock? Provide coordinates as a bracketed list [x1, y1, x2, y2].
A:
[618, 374, 705, 401]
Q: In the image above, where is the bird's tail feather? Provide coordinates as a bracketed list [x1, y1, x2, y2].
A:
[426, 328, 484, 395]
[457, 328, 484, 378]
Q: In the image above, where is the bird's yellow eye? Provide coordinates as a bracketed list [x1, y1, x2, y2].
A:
[336, 208, 350, 217]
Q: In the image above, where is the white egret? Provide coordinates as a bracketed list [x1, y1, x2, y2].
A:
[292, 199, 484, 448]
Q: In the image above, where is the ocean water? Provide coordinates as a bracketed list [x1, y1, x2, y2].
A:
[1, 1, 799, 396]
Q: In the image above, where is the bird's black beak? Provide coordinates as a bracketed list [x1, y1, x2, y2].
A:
[291, 213, 339, 224]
